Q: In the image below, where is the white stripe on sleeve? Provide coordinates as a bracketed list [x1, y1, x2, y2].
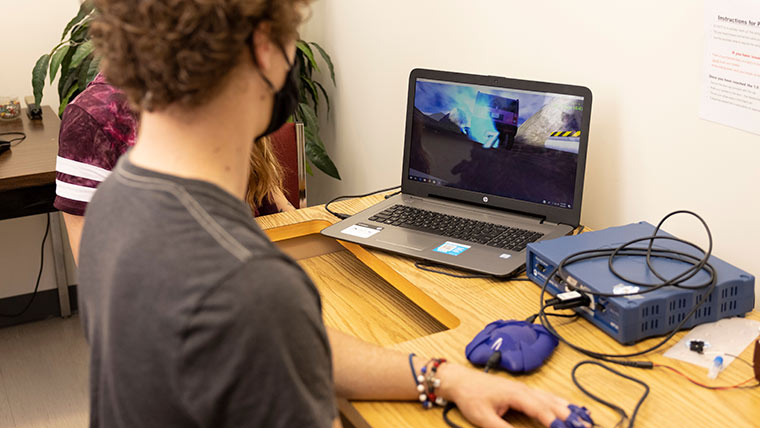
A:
[56, 156, 112, 182]
[55, 179, 98, 203]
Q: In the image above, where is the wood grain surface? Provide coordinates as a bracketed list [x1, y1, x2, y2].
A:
[0, 106, 60, 191]
[258, 195, 760, 428]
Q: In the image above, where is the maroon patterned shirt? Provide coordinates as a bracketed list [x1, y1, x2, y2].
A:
[54, 74, 279, 217]
[54, 74, 138, 216]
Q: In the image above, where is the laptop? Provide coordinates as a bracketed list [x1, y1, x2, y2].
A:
[321, 68, 592, 276]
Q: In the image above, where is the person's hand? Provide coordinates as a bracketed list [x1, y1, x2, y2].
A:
[437, 363, 588, 428]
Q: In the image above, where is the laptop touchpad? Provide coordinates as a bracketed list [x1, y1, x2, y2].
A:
[376, 230, 430, 252]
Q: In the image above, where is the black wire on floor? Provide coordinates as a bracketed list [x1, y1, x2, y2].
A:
[0, 213, 50, 318]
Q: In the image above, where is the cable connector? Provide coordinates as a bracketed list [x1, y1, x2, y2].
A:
[484, 351, 501, 373]
[545, 290, 591, 310]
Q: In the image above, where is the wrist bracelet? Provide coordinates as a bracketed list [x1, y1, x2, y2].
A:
[409, 355, 448, 409]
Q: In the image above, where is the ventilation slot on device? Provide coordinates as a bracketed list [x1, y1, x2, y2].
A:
[639, 304, 662, 333]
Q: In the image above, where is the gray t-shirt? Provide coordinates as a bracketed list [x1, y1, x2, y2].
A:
[78, 155, 335, 428]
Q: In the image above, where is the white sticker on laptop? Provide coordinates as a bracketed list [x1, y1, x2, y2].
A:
[434, 241, 471, 256]
[499, 253, 511, 259]
[341, 223, 383, 239]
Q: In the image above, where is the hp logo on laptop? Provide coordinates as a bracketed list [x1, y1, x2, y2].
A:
[482, 196, 489, 203]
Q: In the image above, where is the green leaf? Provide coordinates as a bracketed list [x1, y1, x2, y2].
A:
[61, 0, 94, 40]
[310, 41, 335, 85]
[314, 80, 331, 114]
[58, 71, 77, 110]
[305, 139, 340, 179]
[32, 54, 50, 106]
[301, 77, 320, 116]
[86, 55, 101, 83]
[57, 47, 75, 98]
[295, 52, 311, 79]
[58, 82, 79, 116]
[305, 160, 313, 176]
[49, 45, 70, 84]
[297, 103, 326, 148]
[303, 124, 318, 148]
[78, 55, 94, 90]
[70, 17, 92, 43]
[296, 40, 319, 72]
[70, 40, 94, 69]
[297, 102, 318, 130]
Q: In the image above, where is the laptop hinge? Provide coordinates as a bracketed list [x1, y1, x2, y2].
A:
[425, 193, 547, 224]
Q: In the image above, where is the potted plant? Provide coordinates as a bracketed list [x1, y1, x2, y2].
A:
[32, 1, 340, 180]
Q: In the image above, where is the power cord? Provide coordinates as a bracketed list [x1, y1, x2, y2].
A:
[0, 131, 27, 146]
[0, 213, 49, 318]
[0, 132, 26, 153]
[324, 185, 401, 220]
[653, 363, 759, 390]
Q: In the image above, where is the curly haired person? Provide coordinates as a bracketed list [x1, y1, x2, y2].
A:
[77, 1, 586, 427]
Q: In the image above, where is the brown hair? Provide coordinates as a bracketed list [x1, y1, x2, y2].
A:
[90, 0, 309, 112]
[246, 136, 283, 210]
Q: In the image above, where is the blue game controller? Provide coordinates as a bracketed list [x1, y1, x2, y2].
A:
[550, 405, 593, 428]
[465, 320, 559, 373]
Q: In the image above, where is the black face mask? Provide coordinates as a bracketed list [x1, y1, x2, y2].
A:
[256, 47, 300, 140]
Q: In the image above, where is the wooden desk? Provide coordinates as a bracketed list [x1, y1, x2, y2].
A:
[256, 196, 760, 428]
[0, 106, 71, 318]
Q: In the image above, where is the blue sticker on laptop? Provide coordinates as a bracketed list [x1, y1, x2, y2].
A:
[434, 241, 471, 256]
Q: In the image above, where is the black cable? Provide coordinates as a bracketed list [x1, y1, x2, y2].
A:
[414, 261, 533, 281]
[524, 311, 579, 324]
[538, 210, 717, 368]
[414, 261, 492, 279]
[0, 213, 49, 318]
[442, 401, 463, 428]
[0, 131, 27, 146]
[572, 360, 650, 428]
[323, 185, 401, 220]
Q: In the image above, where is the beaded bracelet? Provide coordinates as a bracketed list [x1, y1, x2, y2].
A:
[409, 353, 448, 409]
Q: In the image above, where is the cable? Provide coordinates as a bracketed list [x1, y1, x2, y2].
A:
[654, 363, 759, 390]
[524, 311, 580, 324]
[724, 353, 755, 369]
[572, 360, 650, 428]
[0, 131, 27, 146]
[0, 213, 49, 318]
[414, 261, 533, 281]
[537, 210, 717, 368]
[323, 185, 401, 220]
[414, 261, 492, 279]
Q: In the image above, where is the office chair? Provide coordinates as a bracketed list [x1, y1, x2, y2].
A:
[268, 122, 307, 209]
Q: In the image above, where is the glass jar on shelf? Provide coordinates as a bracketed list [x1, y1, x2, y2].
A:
[0, 97, 22, 120]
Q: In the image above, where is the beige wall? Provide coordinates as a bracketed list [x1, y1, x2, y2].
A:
[302, 0, 760, 306]
[0, 1, 80, 299]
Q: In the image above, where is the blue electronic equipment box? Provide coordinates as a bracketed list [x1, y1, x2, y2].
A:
[526, 222, 755, 345]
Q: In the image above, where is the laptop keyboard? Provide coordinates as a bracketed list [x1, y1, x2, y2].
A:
[368, 204, 544, 252]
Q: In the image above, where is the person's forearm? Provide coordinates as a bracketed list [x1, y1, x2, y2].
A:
[326, 328, 577, 428]
[327, 327, 421, 400]
[272, 188, 296, 212]
[61, 213, 85, 265]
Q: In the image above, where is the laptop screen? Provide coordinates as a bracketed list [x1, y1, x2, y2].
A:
[408, 77, 586, 210]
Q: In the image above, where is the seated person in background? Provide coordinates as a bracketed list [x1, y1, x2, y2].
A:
[77, 0, 583, 427]
[55, 74, 293, 263]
